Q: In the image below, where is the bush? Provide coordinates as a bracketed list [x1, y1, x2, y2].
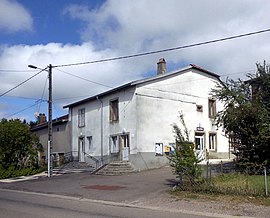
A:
[0, 166, 45, 179]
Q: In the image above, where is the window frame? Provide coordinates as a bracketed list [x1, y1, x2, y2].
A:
[78, 108, 85, 127]
[208, 98, 216, 118]
[109, 98, 119, 122]
[110, 135, 119, 153]
[209, 132, 217, 151]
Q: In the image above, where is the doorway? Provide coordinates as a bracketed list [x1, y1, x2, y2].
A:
[119, 134, 129, 161]
[78, 137, 85, 162]
[195, 133, 204, 160]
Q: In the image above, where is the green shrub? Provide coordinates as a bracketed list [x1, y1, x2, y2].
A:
[0, 167, 45, 179]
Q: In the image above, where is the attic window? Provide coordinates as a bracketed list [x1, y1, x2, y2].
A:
[110, 99, 119, 122]
[196, 105, 203, 112]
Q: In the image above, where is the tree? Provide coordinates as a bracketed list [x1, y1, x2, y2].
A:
[0, 118, 41, 170]
[169, 113, 201, 187]
[212, 61, 270, 171]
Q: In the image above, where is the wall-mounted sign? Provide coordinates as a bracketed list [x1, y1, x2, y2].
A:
[155, 143, 163, 156]
[196, 127, 204, 131]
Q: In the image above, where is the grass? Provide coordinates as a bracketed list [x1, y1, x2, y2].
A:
[170, 173, 270, 206]
[209, 173, 270, 196]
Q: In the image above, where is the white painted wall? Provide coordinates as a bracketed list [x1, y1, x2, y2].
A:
[70, 87, 137, 160]
[69, 67, 230, 167]
[135, 68, 229, 157]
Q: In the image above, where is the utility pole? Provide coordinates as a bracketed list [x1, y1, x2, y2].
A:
[48, 64, 53, 177]
[28, 64, 53, 177]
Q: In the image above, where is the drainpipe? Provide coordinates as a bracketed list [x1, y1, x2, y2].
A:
[96, 96, 103, 165]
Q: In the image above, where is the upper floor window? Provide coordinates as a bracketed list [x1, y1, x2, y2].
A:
[110, 99, 119, 122]
[208, 98, 216, 118]
[78, 108, 85, 127]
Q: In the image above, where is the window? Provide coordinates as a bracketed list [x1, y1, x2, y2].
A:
[78, 108, 85, 127]
[208, 98, 216, 118]
[110, 99, 119, 122]
[209, 133, 217, 151]
[110, 136, 119, 153]
[87, 136, 92, 151]
[196, 105, 203, 112]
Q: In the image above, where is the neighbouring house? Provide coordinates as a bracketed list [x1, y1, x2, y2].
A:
[30, 114, 71, 166]
[63, 58, 231, 171]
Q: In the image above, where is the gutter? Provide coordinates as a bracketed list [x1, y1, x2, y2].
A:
[96, 96, 104, 164]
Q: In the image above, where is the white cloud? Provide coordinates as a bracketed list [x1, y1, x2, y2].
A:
[0, 0, 33, 33]
[2, 0, 270, 120]
[64, 0, 270, 75]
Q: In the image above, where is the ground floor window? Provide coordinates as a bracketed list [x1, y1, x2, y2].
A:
[87, 136, 92, 151]
[110, 135, 119, 153]
[209, 132, 217, 151]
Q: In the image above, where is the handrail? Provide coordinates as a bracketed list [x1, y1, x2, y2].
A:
[83, 152, 100, 169]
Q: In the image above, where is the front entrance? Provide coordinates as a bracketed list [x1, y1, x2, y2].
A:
[78, 137, 85, 162]
[120, 134, 129, 161]
[195, 133, 204, 160]
[110, 134, 130, 161]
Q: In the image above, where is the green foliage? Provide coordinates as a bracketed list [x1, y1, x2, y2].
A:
[212, 61, 270, 171]
[0, 166, 46, 179]
[0, 118, 41, 170]
[169, 114, 201, 187]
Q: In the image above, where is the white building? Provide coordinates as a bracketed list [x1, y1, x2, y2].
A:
[64, 59, 230, 170]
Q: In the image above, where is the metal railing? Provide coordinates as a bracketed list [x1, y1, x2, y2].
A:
[83, 152, 101, 169]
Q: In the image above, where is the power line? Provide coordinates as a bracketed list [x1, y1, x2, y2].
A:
[54, 28, 270, 68]
[54, 68, 113, 89]
[0, 68, 45, 98]
[5, 102, 39, 118]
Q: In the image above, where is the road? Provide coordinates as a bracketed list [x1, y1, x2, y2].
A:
[0, 189, 215, 218]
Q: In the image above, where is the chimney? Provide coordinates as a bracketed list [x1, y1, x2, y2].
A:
[157, 58, 166, 75]
[37, 113, 47, 124]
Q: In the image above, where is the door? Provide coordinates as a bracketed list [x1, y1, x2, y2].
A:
[195, 134, 204, 160]
[120, 134, 129, 161]
[78, 137, 85, 162]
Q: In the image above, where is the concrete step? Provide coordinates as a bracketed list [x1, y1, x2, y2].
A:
[96, 161, 136, 175]
[54, 161, 95, 175]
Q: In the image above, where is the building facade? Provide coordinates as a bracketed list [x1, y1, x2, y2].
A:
[64, 60, 230, 170]
[30, 114, 71, 165]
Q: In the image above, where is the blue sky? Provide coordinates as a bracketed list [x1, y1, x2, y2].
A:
[1, 0, 270, 122]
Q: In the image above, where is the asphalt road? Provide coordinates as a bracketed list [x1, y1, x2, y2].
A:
[0, 166, 177, 203]
[0, 189, 213, 218]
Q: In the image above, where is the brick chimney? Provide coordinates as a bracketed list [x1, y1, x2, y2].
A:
[157, 58, 166, 75]
[37, 113, 47, 124]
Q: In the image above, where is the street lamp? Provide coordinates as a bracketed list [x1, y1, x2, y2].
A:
[28, 64, 53, 177]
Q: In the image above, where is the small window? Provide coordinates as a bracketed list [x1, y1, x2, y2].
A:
[196, 105, 203, 112]
[110, 99, 119, 122]
[208, 98, 216, 118]
[87, 136, 92, 151]
[209, 133, 217, 151]
[78, 108, 85, 127]
[110, 135, 119, 153]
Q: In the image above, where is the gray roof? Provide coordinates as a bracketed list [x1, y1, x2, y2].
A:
[63, 64, 220, 108]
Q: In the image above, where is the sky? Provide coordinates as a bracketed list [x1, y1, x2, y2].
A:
[1, 0, 270, 122]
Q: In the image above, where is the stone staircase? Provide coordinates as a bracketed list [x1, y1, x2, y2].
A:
[96, 161, 136, 175]
[53, 161, 95, 175]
